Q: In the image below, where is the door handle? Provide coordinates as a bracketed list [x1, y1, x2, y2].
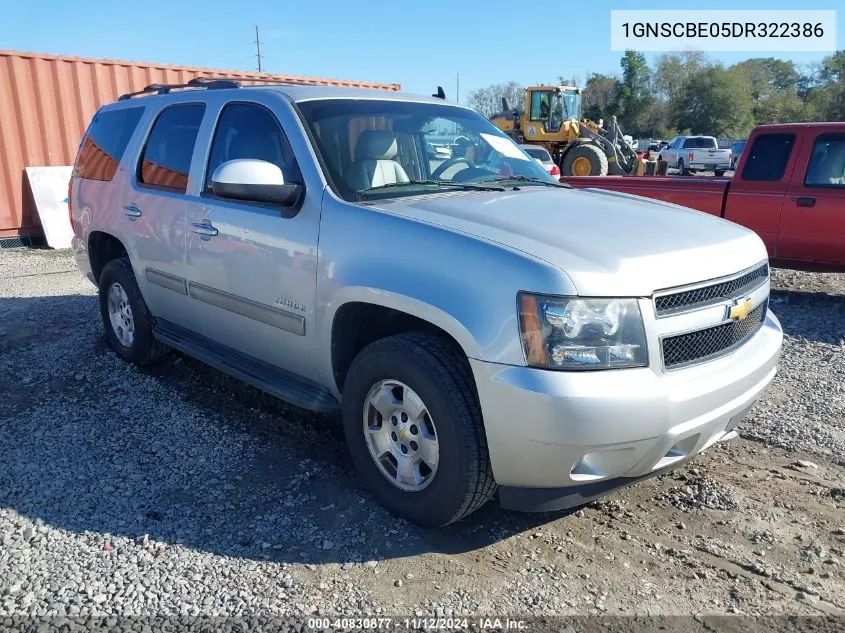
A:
[191, 222, 219, 237]
[122, 205, 142, 218]
[796, 197, 816, 208]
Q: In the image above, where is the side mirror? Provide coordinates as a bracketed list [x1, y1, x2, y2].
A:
[211, 159, 303, 207]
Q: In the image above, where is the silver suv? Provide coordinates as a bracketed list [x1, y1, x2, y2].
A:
[70, 78, 783, 526]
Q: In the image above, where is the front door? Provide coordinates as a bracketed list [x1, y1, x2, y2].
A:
[779, 131, 845, 267]
[183, 98, 322, 380]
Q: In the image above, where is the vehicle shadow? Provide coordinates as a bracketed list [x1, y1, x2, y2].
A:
[769, 288, 845, 345]
[0, 293, 567, 567]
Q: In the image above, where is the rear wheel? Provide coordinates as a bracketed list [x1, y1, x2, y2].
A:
[98, 258, 170, 366]
[677, 159, 689, 176]
[342, 333, 496, 527]
[715, 170, 726, 177]
[561, 144, 608, 177]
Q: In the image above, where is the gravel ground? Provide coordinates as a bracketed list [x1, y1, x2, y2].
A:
[1, 249, 844, 623]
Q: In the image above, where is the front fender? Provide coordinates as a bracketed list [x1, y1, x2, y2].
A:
[313, 194, 575, 390]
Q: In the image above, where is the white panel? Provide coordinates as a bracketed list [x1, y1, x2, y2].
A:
[25, 166, 73, 249]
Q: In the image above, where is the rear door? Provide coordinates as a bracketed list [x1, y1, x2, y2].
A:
[723, 131, 801, 256]
[779, 131, 845, 266]
[124, 102, 206, 322]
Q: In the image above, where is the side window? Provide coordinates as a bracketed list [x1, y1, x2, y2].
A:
[206, 103, 303, 191]
[529, 92, 548, 121]
[804, 135, 845, 188]
[138, 104, 206, 194]
[740, 133, 795, 182]
[73, 107, 144, 181]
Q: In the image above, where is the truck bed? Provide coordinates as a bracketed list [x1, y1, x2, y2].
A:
[560, 176, 730, 217]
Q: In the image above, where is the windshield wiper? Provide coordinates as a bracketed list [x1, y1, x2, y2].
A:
[359, 179, 505, 195]
[482, 175, 572, 188]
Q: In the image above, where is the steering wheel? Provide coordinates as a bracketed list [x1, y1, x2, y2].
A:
[431, 156, 474, 180]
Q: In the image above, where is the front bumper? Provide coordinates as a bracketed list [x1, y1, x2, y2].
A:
[471, 310, 782, 511]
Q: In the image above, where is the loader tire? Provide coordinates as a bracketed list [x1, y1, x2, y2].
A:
[561, 144, 608, 177]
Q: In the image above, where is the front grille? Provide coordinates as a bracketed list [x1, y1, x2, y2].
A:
[661, 302, 767, 369]
[655, 263, 769, 316]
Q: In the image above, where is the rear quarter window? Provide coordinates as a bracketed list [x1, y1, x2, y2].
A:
[740, 133, 795, 182]
[72, 107, 144, 181]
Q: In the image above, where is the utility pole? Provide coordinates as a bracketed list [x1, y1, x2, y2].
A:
[255, 26, 262, 73]
[456, 73, 460, 104]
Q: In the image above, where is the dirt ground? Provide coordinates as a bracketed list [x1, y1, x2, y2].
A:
[1, 249, 844, 625]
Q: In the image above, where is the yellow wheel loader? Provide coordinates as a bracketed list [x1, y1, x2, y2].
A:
[490, 85, 654, 177]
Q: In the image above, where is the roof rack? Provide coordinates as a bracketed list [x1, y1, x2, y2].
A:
[117, 77, 239, 100]
[117, 75, 388, 101]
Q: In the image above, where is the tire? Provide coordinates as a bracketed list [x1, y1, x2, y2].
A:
[561, 143, 608, 177]
[715, 170, 725, 177]
[342, 332, 496, 527]
[678, 159, 689, 176]
[98, 257, 170, 366]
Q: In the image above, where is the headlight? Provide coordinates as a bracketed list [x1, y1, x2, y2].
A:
[518, 293, 648, 370]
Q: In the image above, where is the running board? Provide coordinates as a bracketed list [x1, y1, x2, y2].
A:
[153, 319, 340, 414]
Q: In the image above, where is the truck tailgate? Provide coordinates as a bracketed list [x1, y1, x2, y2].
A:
[559, 176, 731, 217]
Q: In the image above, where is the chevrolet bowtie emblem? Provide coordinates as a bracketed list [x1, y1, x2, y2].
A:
[727, 297, 753, 321]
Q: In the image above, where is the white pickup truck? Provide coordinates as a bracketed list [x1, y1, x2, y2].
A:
[660, 135, 733, 176]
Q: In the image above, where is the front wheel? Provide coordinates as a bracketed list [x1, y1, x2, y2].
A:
[342, 333, 496, 527]
[561, 144, 609, 176]
[715, 170, 726, 177]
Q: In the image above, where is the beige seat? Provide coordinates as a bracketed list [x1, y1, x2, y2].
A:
[350, 130, 410, 190]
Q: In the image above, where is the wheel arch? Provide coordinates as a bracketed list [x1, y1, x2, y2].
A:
[327, 291, 482, 395]
[88, 231, 129, 285]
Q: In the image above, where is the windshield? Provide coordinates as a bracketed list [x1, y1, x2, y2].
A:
[297, 99, 557, 201]
[561, 91, 581, 120]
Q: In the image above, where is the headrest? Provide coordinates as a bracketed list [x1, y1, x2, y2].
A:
[356, 130, 399, 161]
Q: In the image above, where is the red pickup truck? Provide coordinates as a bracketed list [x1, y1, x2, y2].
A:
[561, 123, 845, 272]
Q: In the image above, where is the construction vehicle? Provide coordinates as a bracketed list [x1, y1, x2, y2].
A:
[489, 85, 655, 177]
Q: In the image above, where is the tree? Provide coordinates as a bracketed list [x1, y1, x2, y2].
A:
[582, 73, 622, 123]
[653, 51, 709, 130]
[617, 50, 652, 135]
[465, 81, 525, 118]
[814, 51, 845, 121]
[677, 66, 754, 137]
[731, 58, 803, 124]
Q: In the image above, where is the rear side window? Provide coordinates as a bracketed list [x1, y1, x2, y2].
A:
[682, 137, 716, 149]
[138, 104, 206, 193]
[740, 133, 795, 182]
[205, 102, 302, 190]
[73, 107, 144, 181]
[804, 135, 845, 188]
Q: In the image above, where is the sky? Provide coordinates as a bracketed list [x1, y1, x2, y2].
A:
[1, 0, 842, 102]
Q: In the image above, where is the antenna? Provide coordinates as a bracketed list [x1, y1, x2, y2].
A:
[255, 26, 262, 73]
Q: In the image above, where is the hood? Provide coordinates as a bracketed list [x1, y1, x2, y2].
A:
[371, 186, 767, 296]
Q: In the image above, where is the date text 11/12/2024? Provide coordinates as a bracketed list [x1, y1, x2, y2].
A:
[307, 617, 528, 630]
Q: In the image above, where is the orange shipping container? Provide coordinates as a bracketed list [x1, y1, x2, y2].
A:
[0, 49, 400, 240]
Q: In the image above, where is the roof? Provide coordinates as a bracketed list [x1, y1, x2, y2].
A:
[111, 81, 470, 109]
[265, 84, 465, 105]
[751, 122, 845, 131]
